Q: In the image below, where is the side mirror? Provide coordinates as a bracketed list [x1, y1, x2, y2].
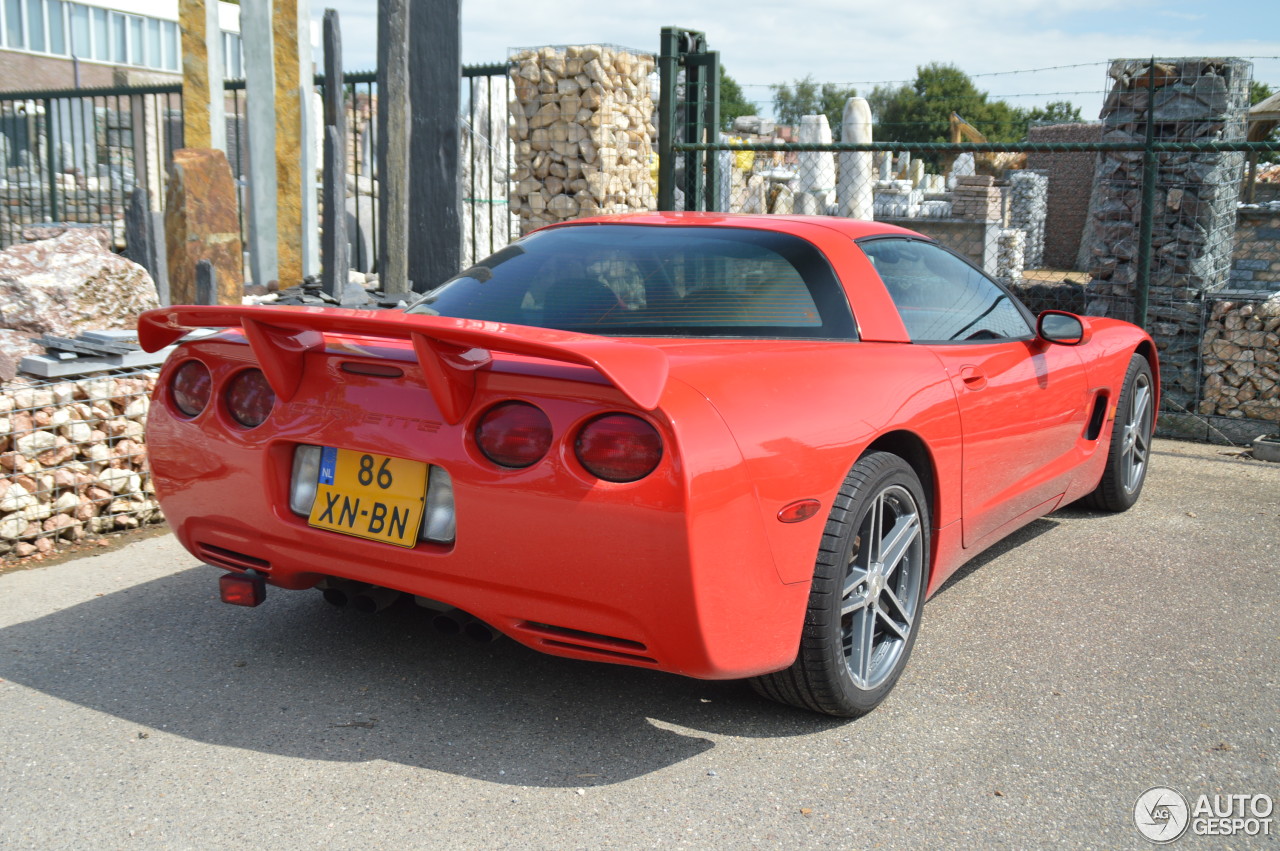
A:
[1037, 310, 1091, 346]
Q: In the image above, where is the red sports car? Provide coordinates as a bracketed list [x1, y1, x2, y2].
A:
[139, 213, 1157, 717]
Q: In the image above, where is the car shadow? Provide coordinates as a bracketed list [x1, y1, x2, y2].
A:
[931, 515, 1062, 598]
[0, 566, 846, 787]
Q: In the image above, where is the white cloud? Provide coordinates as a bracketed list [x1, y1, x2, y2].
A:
[312, 0, 1280, 120]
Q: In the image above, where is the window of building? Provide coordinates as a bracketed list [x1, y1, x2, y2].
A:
[46, 0, 64, 54]
[3, 1, 238, 75]
[3, 0, 23, 50]
[160, 19, 176, 71]
[90, 6, 107, 61]
[24, 0, 43, 52]
[68, 1, 87, 55]
[223, 31, 241, 78]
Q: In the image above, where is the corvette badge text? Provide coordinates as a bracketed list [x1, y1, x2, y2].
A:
[1134, 786, 1274, 843]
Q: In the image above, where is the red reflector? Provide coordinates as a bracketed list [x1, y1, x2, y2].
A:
[475, 401, 553, 468]
[219, 572, 267, 607]
[778, 499, 821, 523]
[575, 414, 663, 483]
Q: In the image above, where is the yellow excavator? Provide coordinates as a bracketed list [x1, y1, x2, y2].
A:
[947, 113, 1027, 176]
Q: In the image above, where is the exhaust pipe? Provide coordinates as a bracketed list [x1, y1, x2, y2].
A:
[432, 607, 466, 635]
[430, 607, 504, 642]
[351, 586, 403, 614]
[321, 587, 350, 607]
[463, 618, 502, 644]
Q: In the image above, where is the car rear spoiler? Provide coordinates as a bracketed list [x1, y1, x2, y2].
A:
[138, 305, 669, 424]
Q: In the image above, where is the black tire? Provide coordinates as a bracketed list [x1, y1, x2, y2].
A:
[751, 452, 930, 717]
[1084, 354, 1154, 512]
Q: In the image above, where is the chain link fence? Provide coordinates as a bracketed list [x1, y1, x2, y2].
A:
[660, 59, 1280, 446]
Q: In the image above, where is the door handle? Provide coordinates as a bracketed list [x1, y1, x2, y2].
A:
[959, 365, 987, 390]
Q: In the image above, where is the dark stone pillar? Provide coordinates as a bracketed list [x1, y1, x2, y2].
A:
[407, 0, 461, 292]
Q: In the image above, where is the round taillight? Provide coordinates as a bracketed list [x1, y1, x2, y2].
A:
[475, 401, 552, 468]
[574, 414, 663, 483]
[170, 360, 212, 418]
[225, 368, 276, 428]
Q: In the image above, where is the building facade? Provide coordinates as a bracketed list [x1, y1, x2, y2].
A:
[0, 0, 242, 91]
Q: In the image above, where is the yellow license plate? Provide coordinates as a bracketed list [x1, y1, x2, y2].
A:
[308, 447, 428, 548]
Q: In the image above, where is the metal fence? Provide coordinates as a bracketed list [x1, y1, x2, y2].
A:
[0, 82, 183, 250]
[0, 63, 518, 270]
[661, 135, 1280, 445]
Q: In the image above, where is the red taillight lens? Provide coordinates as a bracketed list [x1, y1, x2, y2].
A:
[575, 414, 663, 483]
[225, 369, 276, 428]
[170, 359, 212, 418]
[475, 401, 553, 468]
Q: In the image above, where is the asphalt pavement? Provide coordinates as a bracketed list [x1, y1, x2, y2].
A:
[0, 438, 1276, 849]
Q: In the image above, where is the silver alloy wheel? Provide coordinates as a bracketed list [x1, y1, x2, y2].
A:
[841, 484, 924, 690]
[1122, 372, 1154, 495]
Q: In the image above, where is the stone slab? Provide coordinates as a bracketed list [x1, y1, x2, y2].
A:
[19, 347, 175, 378]
[164, 148, 242, 306]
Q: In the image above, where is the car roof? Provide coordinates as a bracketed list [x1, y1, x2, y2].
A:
[540, 212, 928, 241]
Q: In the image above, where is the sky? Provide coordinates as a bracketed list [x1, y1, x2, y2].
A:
[310, 0, 1279, 121]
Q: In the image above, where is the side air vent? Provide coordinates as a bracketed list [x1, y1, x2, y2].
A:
[196, 542, 271, 572]
[516, 621, 657, 664]
[1085, 393, 1109, 441]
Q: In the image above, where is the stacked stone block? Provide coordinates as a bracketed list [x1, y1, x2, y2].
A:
[1199, 295, 1280, 423]
[1027, 123, 1103, 269]
[1083, 58, 1252, 413]
[508, 45, 657, 234]
[0, 371, 162, 558]
[1229, 208, 1280, 292]
[1008, 170, 1048, 268]
[951, 175, 1001, 221]
[996, 229, 1026, 285]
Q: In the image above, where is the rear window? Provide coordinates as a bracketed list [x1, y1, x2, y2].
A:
[405, 225, 856, 339]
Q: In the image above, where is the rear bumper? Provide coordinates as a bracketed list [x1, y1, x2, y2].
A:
[148, 342, 808, 680]
[168, 492, 806, 680]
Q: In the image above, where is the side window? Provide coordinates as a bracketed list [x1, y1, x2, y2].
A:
[860, 239, 1031, 342]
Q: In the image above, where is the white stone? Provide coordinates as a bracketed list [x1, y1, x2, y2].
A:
[98, 468, 142, 495]
[53, 491, 80, 514]
[837, 98, 875, 221]
[15, 430, 57, 459]
[0, 482, 36, 512]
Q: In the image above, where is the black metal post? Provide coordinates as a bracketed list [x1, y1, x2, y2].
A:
[657, 27, 680, 211]
[44, 98, 59, 223]
[1135, 59, 1157, 329]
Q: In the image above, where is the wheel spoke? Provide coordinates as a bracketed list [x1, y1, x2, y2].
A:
[841, 565, 868, 600]
[875, 602, 909, 641]
[878, 584, 912, 630]
[1132, 382, 1150, 429]
[852, 607, 876, 682]
[867, 493, 885, 564]
[1121, 378, 1153, 492]
[879, 512, 921, 581]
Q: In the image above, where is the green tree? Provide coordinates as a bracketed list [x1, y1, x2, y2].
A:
[770, 75, 858, 140]
[719, 66, 756, 132]
[1023, 100, 1085, 126]
[869, 63, 1081, 144]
